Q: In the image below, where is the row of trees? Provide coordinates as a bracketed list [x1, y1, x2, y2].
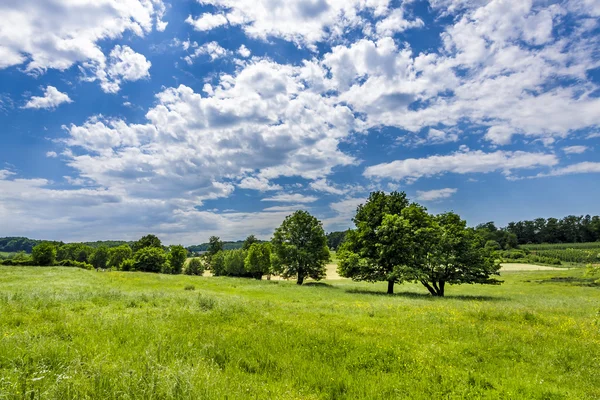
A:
[505, 216, 600, 244]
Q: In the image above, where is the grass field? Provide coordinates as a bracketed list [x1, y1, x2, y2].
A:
[0, 266, 599, 399]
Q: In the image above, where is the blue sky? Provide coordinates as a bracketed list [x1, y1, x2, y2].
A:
[0, 0, 599, 244]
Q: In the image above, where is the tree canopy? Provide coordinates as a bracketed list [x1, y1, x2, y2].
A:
[272, 210, 330, 285]
[132, 234, 162, 253]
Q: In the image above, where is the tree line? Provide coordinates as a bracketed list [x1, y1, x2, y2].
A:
[1, 191, 504, 296]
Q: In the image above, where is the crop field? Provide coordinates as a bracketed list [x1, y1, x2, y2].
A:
[522, 243, 600, 265]
[0, 266, 599, 399]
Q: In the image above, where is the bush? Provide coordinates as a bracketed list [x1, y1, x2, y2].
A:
[133, 247, 167, 273]
[32, 242, 57, 266]
[185, 258, 204, 276]
[168, 245, 187, 275]
[0, 259, 35, 266]
[57, 260, 94, 270]
[211, 251, 226, 276]
[222, 249, 251, 277]
[120, 259, 136, 271]
[108, 245, 133, 269]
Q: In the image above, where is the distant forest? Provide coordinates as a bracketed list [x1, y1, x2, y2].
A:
[2, 214, 599, 254]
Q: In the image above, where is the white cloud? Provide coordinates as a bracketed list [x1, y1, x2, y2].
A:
[375, 8, 424, 37]
[562, 145, 588, 154]
[92, 45, 151, 93]
[238, 45, 252, 58]
[23, 86, 72, 110]
[184, 41, 231, 64]
[238, 177, 282, 191]
[427, 128, 459, 144]
[415, 188, 457, 201]
[187, 0, 393, 47]
[536, 162, 600, 178]
[261, 193, 318, 203]
[0, 0, 163, 89]
[364, 150, 559, 182]
[46, 151, 58, 158]
[309, 179, 347, 195]
[262, 204, 309, 212]
[186, 13, 229, 31]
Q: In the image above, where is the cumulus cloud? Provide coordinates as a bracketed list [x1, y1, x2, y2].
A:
[92, 45, 152, 93]
[238, 177, 282, 191]
[238, 45, 252, 58]
[23, 86, 72, 109]
[46, 151, 58, 158]
[184, 41, 231, 64]
[0, 0, 163, 89]
[186, 0, 396, 47]
[415, 188, 457, 201]
[536, 162, 600, 178]
[309, 179, 347, 195]
[364, 150, 559, 182]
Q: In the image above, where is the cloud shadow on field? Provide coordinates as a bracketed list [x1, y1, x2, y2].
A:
[345, 288, 508, 302]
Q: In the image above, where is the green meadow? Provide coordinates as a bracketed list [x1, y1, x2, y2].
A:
[0, 266, 599, 399]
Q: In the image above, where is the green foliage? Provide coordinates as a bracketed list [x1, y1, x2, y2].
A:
[32, 242, 57, 266]
[107, 245, 133, 269]
[89, 246, 109, 269]
[57, 243, 94, 263]
[167, 245, 187, 275]
[207, 236, 224, 256]
[57, 260, 94, 270]
[210, 251, 226, 276]
[0, 237, 42, 253]
[244, 243, 272, 279]
[242, 234, 259, 250]
[185, 258, 204, 276]
[338, 191, 410, 293]
[132, 234, 162, 254]
[119, 259, 136, 272]
[272, 210, 330, 285]
[223, 249, 250, 277]
[326, 231, 348, 251]
[133, 247, 167, 273]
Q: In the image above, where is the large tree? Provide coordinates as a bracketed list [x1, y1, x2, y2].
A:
[272, 210, 330, 285]
[377, 206, 500, 296]
[90, 246, 109, 270]
[32, 242, 56, 266]
[133, 247, 167, 273]
[167, 245, 187, 274]
[132, 235, 162, 253]
[242, 234, 259, 250]
[337, 191, 410, 294]
[107, 245, 133, 269]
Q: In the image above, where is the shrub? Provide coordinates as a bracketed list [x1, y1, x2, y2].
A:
[108, 245, 133, 269]
[211, 251, 226, 276]
[32, 242, 57, 266]
[222, 249, 251, 277]
[120, 259, 136, 271]
[90, 246, 109, 269]
[185, 258, 204, 276]
[168, 245, 187, 275]
[57, 260, 94, 270]
[133, 247, 167, 273]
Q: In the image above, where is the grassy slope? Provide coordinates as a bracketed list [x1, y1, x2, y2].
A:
[0, 267, 598, 399]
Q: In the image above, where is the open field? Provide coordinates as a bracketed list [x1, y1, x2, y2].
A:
[498, 263, 565, 271]
[0, 266, 599, 399]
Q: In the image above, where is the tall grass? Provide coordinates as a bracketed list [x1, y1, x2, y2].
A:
[0, 266, 599, 399]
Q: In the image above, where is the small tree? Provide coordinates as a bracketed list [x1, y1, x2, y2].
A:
[90, 246, 109, 270]
[32, 242, 56, 266]
[133, 247, 167, 273]
[223, 249, 248, 276]
[108, 245, 133, 269]
[185, 258, 204, 276]
[207, 236, 223, 256]
[245, 243, 272, 279]
[338, 191, 410, 294]
[168, 245, 187, 275]
[132, 234, 162, 253]
[211, 251, 226, 276]
[243, 234, 259, 250]
[272, 210, 330, 285]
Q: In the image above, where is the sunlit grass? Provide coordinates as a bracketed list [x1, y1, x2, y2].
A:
[0, 266, 598, 399]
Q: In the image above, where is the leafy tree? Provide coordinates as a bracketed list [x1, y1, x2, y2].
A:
[132, 234, 162, 253]
[272, 210, 330, 285]
[133, 247, 167, 273]
[168, 245, 187, 274]
[245, 243, 272, 279]
[120, 259, 136, 271]
[223, 249, 249, 277]
[32, 242, 57, 266]
[185, 258, 204, 276]
[90, 246, 109, 270]
[243, 234, 259, 250]
[376, 207, 500, 296]
[326, 231, 348, 251]
[108, 245, 133, 269]
[337, 191, 410, 294]
[207, 236, 224, 256]
[211, 251, 226, 276]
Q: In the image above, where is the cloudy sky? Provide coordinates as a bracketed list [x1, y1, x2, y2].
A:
[0, 0, 599, 244]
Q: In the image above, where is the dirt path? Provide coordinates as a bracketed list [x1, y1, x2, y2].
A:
[500, 263, 565, 271]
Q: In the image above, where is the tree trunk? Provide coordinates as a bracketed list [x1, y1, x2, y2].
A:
[297, 275, 304, 285]
[438, 280, 445, 297]
[421, 280, 437, 296]
[387, 280, 394, 294]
